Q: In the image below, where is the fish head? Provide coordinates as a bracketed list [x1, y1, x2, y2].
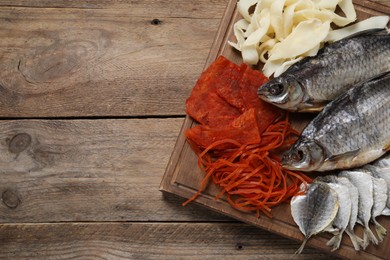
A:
[282, 139, 325, 171]
[258, 74, 305, 111]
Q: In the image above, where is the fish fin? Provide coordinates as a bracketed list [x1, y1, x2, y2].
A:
[338, 28, 389, 41]
[381, 207, 390, 216]
[298, 100, 328, 113]
[295, 238, 308, 254]
[370, 71, 390, 84]
[326, 232, 343, 252]
[326, 149, 360, 163]
[350, 71, 390, 90]
[372, 218, 387, 242]
[345, 229, 363, 251]
[323, 226, 339, 235]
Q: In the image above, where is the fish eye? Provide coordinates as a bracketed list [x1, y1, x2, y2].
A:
[269, 83, 284, 96]
[291, 149, 304, 162]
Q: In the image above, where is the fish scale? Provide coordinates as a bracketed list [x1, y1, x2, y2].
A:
[283, 73, 390, 171]
[304, 39, 367, 100]
[258, 33, 390, 112]
[315, 75, 390, 163]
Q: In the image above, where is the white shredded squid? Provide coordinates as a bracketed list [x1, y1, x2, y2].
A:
[228, 0, 390, 77]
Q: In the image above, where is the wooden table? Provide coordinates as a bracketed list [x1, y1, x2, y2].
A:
[0, 0, 388, 259]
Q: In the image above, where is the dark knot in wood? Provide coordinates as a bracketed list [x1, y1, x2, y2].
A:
[151, 19, 162, 25]
[9, 133, 32, 154]
[235, 243, 244, 250]
[2, 189, 21, 209]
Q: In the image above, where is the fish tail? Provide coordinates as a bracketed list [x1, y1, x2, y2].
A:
[345, 229, 363, 251]
[295, 238, 308, 254]
[372, 218, 387, 242]
[363, 226, 379, 249]
[326, 233, 343, 252]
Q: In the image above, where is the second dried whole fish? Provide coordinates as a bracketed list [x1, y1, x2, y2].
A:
[282, 73, 390, 172]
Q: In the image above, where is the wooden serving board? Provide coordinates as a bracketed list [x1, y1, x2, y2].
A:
[160, 1, 390, 259]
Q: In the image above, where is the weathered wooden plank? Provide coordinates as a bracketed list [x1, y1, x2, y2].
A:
[0, 0, 228, 18]
[0, 7, 222, 118]
[0, 119, 229, 223]
[0, 222, 335, 259]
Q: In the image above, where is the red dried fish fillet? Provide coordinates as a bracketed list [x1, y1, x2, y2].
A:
[185, 109, 261, 150]
[185, 56, 242, 127]
[185, 55, 282, 150]
[215, 63, 246, 111]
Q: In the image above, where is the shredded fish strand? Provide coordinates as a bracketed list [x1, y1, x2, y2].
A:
[183, 115, 312, 217]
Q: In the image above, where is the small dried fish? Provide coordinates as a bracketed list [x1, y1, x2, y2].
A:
[365, 164, 390, 215]
[315, 176, 357, 251]
[339, 170, 378, 249]
[336, 177, 363, 251]
[291, 182, 339, 254]
[362, 165, 389, 241]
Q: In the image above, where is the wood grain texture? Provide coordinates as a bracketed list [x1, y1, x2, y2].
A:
[0, 6, 223, 118]
[0, 119, 230, 222]
[0, 223, 335, 259]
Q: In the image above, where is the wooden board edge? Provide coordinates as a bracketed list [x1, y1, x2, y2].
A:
[160, 116, 192, 191]
[159, 0, 238, 193]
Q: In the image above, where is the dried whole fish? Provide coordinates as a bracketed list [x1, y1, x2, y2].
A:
[339, 170, 378, 249]
[282, 73, 390, 172]
[364, 163, 390, 215]
[366, 168, 390, 215]
[364, 155, 390, 226]
[358, 168, 388, 242]
[315, 176, 359, 251]
[290, 182, 339, 254]
[336, 177, 363, 251]
[258, 32, 390, 112]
